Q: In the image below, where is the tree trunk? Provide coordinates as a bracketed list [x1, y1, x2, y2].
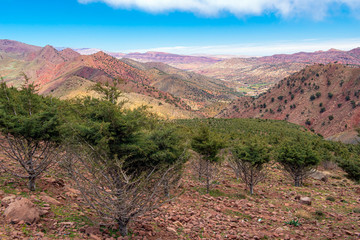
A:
[164, 179, 169, 197]
[249, 184, 254, 195]
[117, 219, 129, 237]
[294, 175, 300, 187]
[198, 158, 203, 180]
[28, 176, 36, 191]
[206, 160, 210, 194]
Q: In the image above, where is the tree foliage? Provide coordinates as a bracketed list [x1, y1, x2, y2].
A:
[191, 125, 224, 193]
[63, 85, 187, 236]
[277, 138, 319, 186]
[230, 137, 271, 194]
[0, 75, 62, 191]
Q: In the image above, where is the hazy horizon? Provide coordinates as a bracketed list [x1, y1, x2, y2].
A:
[1, 0, 360, 56]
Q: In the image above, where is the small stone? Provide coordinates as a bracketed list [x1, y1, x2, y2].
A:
[40, 195, 61, 206]
[309, 171, 328, 182]
[166, 227, 177, 234]
[89, 234, 102, 240]
[299, 197, 312, 205]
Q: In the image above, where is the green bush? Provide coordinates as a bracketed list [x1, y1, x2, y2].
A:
[337, 157, 360, 182]
[326, 196, 335, 202]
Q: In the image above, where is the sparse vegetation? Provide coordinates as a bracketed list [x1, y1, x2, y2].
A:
[229, 137, 271, 195]
[0, 75, 62, 191]
[277, 138, 319, 187]
[191, 125, 224, 194]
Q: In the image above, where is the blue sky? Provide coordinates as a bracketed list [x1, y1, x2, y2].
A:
[1, 0, 360, 56]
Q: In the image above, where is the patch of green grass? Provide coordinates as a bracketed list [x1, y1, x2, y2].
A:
[285, 219, 301, 227]
[100, 225, 121, 238]
[224, 209, 252, 220]
[52, 205, 92, 228]
[314, 210, 326, 220]
[21, 224, 31, 237]
[352, 208, 360, 213]
[194, 187, 246, 199]
[326, 196, 336, 202]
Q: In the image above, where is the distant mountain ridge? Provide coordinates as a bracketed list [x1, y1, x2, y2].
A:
[195, 48, 360, 87]
[0, 39, 240, 118]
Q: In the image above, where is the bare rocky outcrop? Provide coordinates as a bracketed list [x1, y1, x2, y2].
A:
[299, 196, 312, 206]
[3, 198, 40, 224]
[309, 171, 328, 182]
[39, 194, 61, 206]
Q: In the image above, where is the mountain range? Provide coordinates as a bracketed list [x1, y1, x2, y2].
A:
[0, 39, 239, 118]
[1, 39, 360, 141]
[73, 45, 360, 96]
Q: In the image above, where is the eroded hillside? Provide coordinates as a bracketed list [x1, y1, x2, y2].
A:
[217, 63, 360, 138]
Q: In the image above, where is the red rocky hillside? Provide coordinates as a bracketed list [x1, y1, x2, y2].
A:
[217, 63, 360, 139]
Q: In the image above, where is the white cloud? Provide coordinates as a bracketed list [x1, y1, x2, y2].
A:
[125, 38, 360, 56]
[78, 0, 360, 18]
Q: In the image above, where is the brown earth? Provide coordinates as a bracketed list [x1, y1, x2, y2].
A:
[217, 63, 360, 139]
[0, 155, 359, 240]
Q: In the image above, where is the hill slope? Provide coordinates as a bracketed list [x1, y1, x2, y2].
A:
[0, 40, 240, 117]
[195, 48, 360, 93]
[123, 51, 221, 70]
[217, 63, 360, 138]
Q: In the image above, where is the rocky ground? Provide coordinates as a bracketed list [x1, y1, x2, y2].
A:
[0, 159, 359, 240]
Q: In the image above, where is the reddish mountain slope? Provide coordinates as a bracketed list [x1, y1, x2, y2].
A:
[217, 63, 360, 138]
[0, 39, 41, 56]
[195, 48, 360, 88]
[1, 42, 240, 114]
[259, 48, 360, 64]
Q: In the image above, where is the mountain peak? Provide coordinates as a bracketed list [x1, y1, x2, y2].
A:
[60, 48, 81, 60]
[35, 45, 67, 64]
[92, 51, 110, 58]
[42, 45, 57, 51]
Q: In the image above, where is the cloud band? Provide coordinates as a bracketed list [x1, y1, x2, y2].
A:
[78, 0, 360, 19]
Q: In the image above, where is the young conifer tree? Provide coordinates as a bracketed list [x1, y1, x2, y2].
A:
[277, 137, 319, 187]
[191, 125, 224, 193]
[0, 74, 62, 191]
[64, 80, 187, 236]
[230, 137, 271, 194]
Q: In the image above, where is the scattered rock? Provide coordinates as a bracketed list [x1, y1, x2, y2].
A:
[90, 234, 102, 240]
[310, 171, 328, 182]
[4, 198, 40, 224]
[299, 197, 312, 206]
[64, 185, 81, 197]
[40, 195, 61, 206]
[166, 227, 177, 234]
[43, 177, 65, 187]
[1, 195, 17, 207]
[82, 226, 101, 236]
